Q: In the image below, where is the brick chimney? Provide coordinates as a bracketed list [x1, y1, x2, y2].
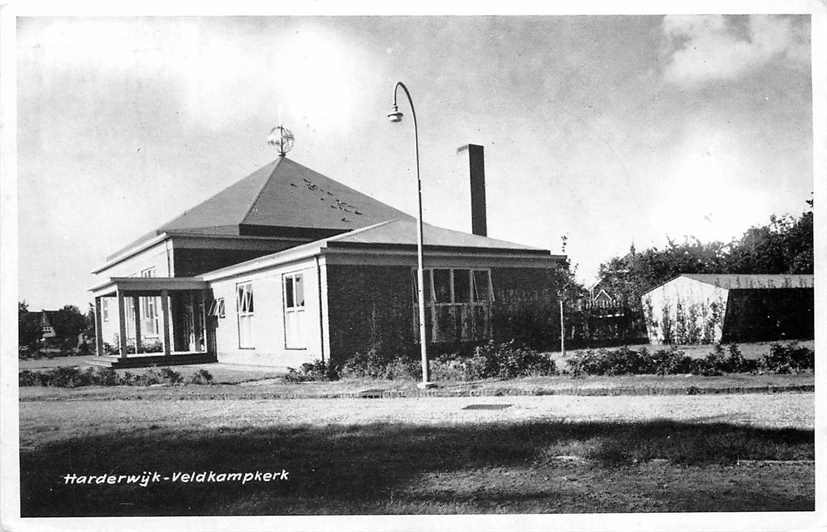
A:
[457, 144, 487, 236]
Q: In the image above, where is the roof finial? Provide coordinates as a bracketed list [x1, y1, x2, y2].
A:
[266, 124, 295, 158]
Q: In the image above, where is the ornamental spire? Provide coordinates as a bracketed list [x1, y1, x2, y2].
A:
[266, 124, 295, 158]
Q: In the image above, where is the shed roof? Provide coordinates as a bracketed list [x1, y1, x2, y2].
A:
[682, 273, 813, 290]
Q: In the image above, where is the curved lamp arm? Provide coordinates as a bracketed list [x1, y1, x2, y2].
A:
[388, 81, 430, 386]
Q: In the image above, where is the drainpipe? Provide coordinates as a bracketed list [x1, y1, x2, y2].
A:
[315, 255, 325, 363]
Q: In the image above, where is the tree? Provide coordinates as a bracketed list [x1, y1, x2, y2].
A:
[595, 202, 813, 311]
[50, 305, 88, 339]
[18, 301, 42, 348]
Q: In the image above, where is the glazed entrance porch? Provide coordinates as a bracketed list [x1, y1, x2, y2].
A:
[90, 277, 215, 363]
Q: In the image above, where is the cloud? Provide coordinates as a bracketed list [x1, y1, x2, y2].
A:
[18, 19, 373, 133]
[661, 15, 809, 87]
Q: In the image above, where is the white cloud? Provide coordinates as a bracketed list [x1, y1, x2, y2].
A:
[18, 19, 371, 133]
[661, 15, 809, 87]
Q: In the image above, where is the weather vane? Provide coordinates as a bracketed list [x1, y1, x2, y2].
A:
[266, 124, 295, 158]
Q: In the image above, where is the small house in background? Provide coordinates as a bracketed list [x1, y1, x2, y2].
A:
[90, 139, 567, 368]
[641, 273, 814, 345]
[38, 310, 58, 340]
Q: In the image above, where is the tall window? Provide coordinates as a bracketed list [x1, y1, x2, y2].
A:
[236, 282, 254, 348]
[412, 268, 494, 343]
[283, 273, 306, 349]
[140, 268, 159, 336]
[102, 299, 109, 322]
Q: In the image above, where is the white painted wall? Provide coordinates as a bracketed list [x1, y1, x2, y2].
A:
[642, 276, 729, 344]
[209, 257, 323, 368]
[97, 240, 172, 346]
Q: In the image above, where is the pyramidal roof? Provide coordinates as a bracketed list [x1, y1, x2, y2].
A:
[160, 157, 412, 234]
[109, 156, 553, 264]
[109, 157, 414, 259]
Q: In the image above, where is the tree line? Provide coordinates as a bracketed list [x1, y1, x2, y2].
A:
[592, 201, 813, 311]
[18, 301, 93, 352]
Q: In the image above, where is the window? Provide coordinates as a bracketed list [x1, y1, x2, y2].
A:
[140, 268, 159, 336]
[236, 282, 254, 348]
[102, 299, 109, 322]
[283, 273, 306, 349]
[209, 297, 226, 319]
[412, 268, 494, 343]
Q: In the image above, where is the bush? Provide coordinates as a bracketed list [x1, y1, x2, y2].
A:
[338, 349, 417, 379]
[18, 366, 191, 387]
[284, 360, 340, 383]
[431, 352, 488, 381]
[458, 340, 555, 379]
[760, 343, 814, 373]
[19, 369, 45, 386]
[566, 344, 760, 377]
[187, 369, 214, 385]
[649, 347, 694, 375]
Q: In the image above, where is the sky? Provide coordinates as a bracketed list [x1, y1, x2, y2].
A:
[16, 14, 813, 310]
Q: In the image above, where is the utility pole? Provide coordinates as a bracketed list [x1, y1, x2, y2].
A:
[559, 298, 565, 357]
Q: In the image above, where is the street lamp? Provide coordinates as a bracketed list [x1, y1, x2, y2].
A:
[388, 81, 433, 389]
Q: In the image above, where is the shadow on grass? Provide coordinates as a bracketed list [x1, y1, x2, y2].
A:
[20, 419, 813, 516]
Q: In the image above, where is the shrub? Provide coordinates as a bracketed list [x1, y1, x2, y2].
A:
[49, 367, 90, 387]
[471, 340, 556, 379]
[430, 352, 488, 381]
[187, 369, 214, 385]
[158, 367, 183, 385]
[19, 369, 45, 386]
[284, 360, 339, 383]
[94, 367, 122, 386]
[649, 347, 694, 375]
[339, 348, 404, 379]
[760, 343, 814, 373]
[380, 357, 419, 380]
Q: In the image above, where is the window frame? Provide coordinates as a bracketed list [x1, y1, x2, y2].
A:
[139, 267, 160, 336]
[412, 267, 494, 343]
[236, 281, 255, 349]
[209, 297, 226, 319]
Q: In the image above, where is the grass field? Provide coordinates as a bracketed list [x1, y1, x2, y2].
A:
[19, 393, 814, 515]
[17, 372, 814, 402]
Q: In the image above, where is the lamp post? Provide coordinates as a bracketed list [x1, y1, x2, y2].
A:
[388, 81, 433, 388]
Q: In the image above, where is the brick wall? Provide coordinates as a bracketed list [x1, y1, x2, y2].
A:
[174, 246, 296, 277]
[324, 264, 565, 364]
[491, 267, 562, 348]
[325, 264, 414, 365]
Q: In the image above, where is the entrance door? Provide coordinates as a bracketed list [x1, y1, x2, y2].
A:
[283, 273, 307, 349]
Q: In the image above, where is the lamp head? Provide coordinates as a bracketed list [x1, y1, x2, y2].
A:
[387, 105, 403, 123]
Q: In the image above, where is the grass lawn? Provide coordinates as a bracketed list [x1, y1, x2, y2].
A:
[18, 393, 814, 515]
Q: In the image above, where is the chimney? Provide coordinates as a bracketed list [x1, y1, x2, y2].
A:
[457, 144, 487, 236]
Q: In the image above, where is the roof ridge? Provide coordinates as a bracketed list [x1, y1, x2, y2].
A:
[240, 157, 284, 224]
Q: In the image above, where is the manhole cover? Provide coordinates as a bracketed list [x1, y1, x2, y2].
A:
[463, 404, 512, 410]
